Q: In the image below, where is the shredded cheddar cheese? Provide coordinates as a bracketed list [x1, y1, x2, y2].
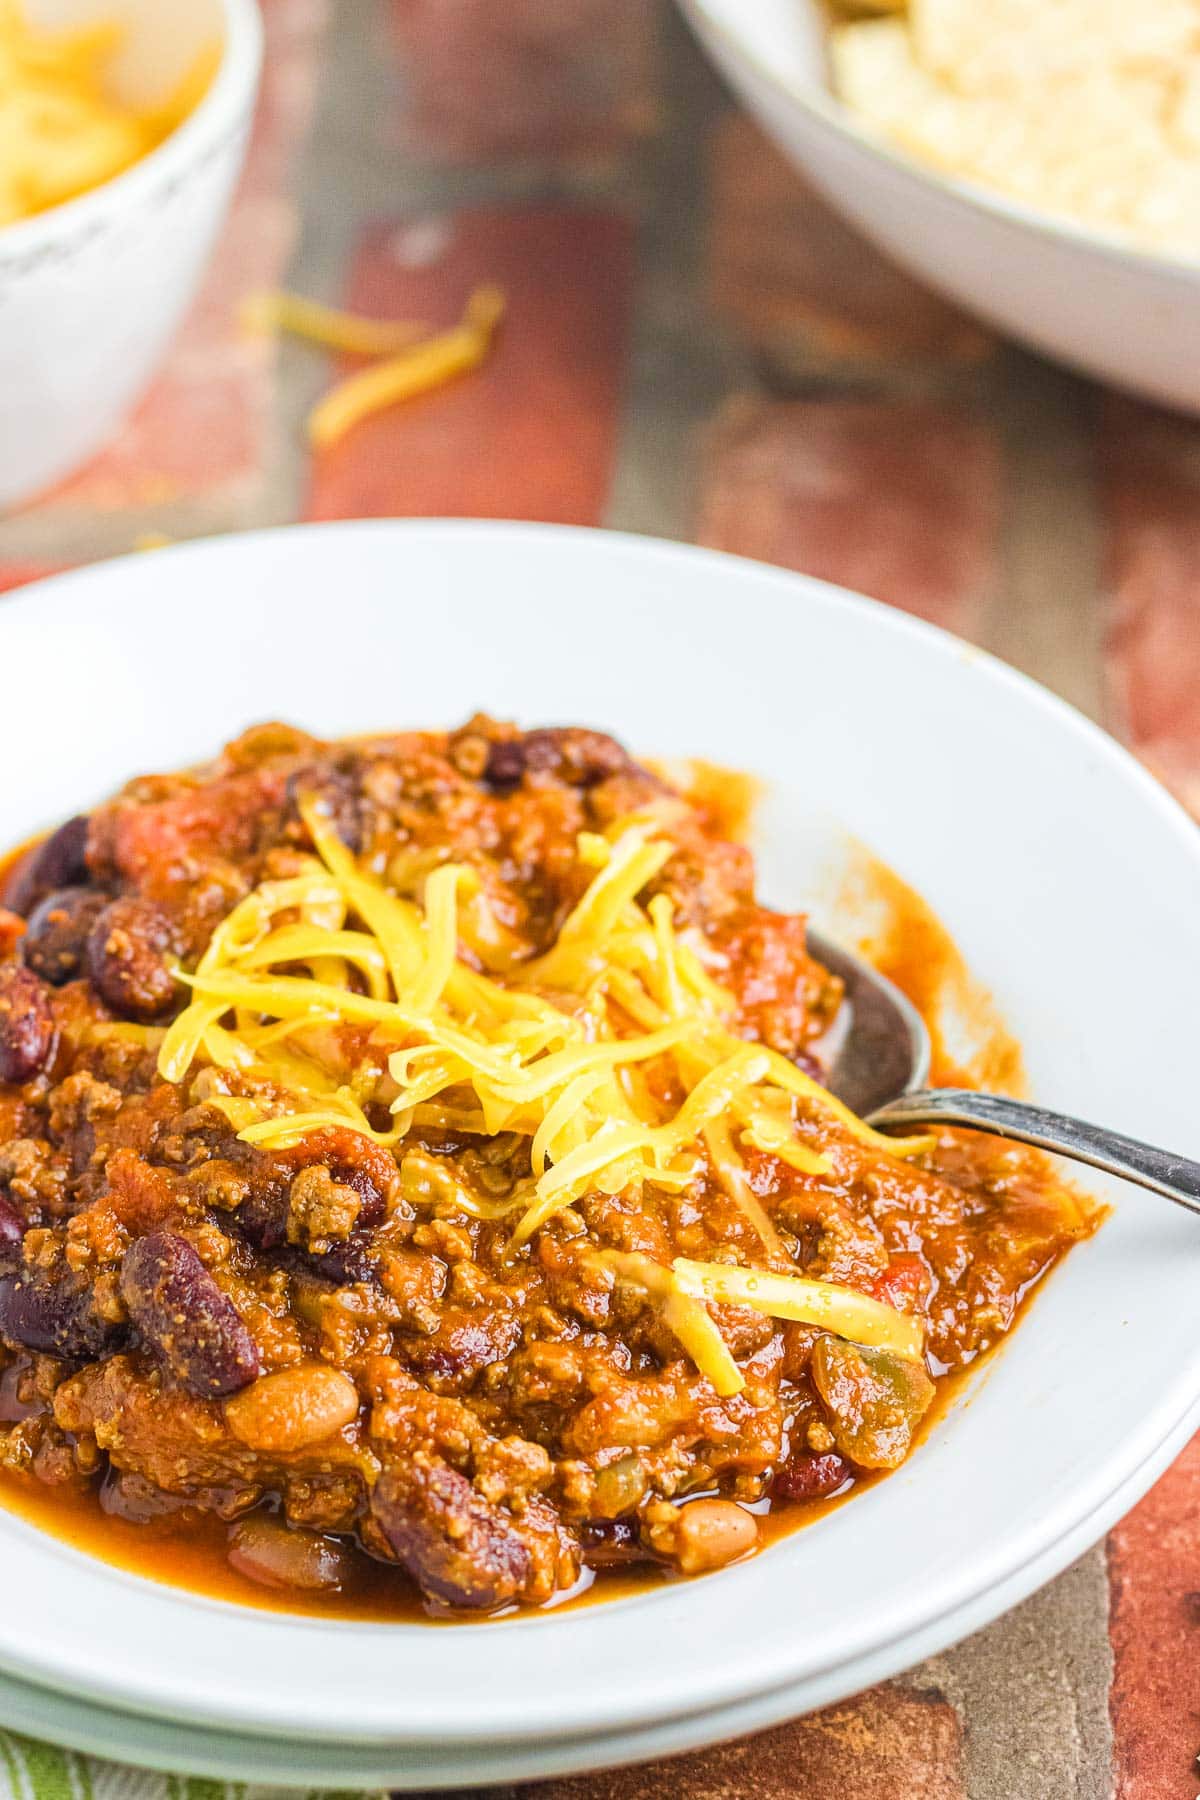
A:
[307, 286, 506, 449]
[673, 1257, 926, 1363]
[158, 802, 933, 1395]
[243, 284, 506, 446]
[240, 292, 429, 359]
[0, 3, 217, 226]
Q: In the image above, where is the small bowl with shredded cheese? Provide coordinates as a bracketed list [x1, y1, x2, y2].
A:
[0, 0, 262, 508]
[681, 0, 1200, 413]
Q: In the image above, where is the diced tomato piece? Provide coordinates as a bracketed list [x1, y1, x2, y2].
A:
[0, 910, 25, 956]
[110, 770, 289, 888]
[870, 1253, 928, 1311]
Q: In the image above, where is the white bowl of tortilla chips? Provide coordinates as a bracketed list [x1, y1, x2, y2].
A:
[0, 0, 262, 510]
[681, 0, 1200, 414]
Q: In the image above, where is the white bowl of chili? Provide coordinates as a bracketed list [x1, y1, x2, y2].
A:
[0, 0, 262, 510]
[0, 523, 1197, 1782]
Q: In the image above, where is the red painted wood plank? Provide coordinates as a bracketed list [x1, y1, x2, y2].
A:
[1100, 396, 1200, 816]
[306, 208, 633, 526]
[385, 0, 657, 163]
[1109, 1433, 1200, 1798]
[448, 1685, 965, 1800]
[696, 396, 1001, 635]
[710, 116, 992, 373]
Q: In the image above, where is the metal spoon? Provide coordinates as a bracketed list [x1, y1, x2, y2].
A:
[808, 929, 1200, 1218]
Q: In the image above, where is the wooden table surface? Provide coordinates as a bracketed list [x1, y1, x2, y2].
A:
[2, 5, 1197, 1794]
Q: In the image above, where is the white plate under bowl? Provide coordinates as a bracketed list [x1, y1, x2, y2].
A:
[0, 522, 1197, 1764]
[4, 1388, 1199, 1789]
[680, 0, 1200, 413]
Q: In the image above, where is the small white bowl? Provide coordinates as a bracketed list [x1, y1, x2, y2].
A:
[0, 0, 263, 510]
[682, 0, 1200, 414]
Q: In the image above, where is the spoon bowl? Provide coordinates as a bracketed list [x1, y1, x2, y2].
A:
[814, 931, 1200, 1218]
[806, 928, 929, 1115]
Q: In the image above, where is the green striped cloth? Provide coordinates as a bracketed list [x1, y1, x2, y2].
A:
[0, 1734, 380, 1800]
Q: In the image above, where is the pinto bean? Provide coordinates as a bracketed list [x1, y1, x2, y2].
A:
[0, 965, 54, 1085]
[86, 897, 178, 1020]
[669, 1499, 759, 1575]
[0, 1264, 125, 1360]
[3, 816, 91, 917]
[371, 1452, 532, 1610]
[224, 1364, 359, 1453]
[227, 1515, 352, 1592]
[121, 1231, 260, 1397]
[22, 888, 108, 986]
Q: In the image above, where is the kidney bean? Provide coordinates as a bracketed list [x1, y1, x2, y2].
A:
[243, 1225, 379, 1288]
[484, 728, 633, 793]
[482, 738, 528, 792]
[0, 1195, 24, 1264]
[308, 1232, 378, 1286]
[22, 888, 108, 986]
[0, 1265, 126, 1360]
[234, 1186, 289, 1253]
[100, 1468, 195, 1523]
[120, 1231, 260, 1397]
[86, 897, 178, 1020]
[3, 816, 91, 917]
[228, 1515, 352, 1592]
[371, 1452, 532, 1610]
[0, 965, 54, 1085]
[579, 1517, 651, 1569]
[771, 1452, 851, 1503]
[225, 1364, 360, 1453]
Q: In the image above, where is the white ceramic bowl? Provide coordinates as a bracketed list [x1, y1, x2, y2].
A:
[0, 0, 263, 510]
[1, 522, 1199, 1785]
[681, 0, 1200, 414]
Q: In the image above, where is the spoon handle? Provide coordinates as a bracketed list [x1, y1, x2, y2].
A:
[869, 1089, 1200, 1219]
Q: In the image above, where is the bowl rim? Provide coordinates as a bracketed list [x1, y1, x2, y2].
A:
[681, 0, 1200, 285]
[0, 0, 263, 260]
[0, 520, 1199, 1745]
